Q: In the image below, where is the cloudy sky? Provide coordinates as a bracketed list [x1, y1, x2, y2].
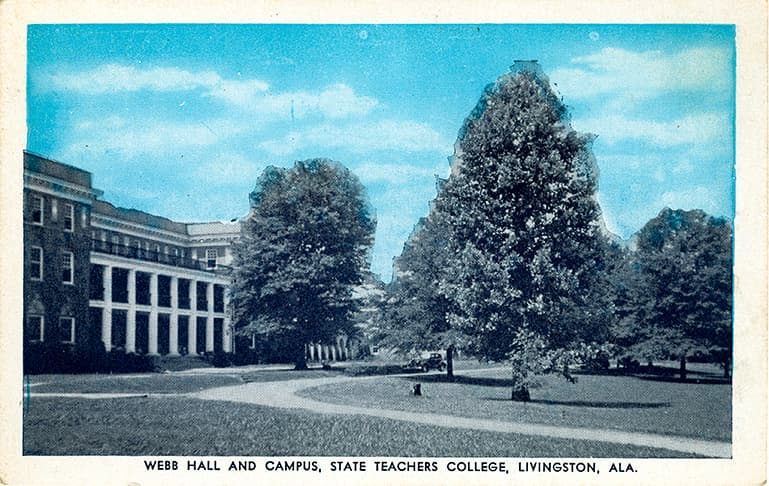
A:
[27, 24, 734, 281]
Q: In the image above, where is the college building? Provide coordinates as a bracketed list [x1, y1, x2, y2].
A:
[23, 151, 359, 371]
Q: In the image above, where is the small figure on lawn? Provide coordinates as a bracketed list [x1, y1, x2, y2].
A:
[412, 383, 422, 396]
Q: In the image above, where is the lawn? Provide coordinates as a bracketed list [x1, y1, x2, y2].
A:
[22, 396, 698, 457]
[297, 368, 732, 441]
[26, 372, 245, 394]
[25, 367, 347, 394]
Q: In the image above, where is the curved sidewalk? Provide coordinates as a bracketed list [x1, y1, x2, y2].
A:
[189, 374, 731, 458]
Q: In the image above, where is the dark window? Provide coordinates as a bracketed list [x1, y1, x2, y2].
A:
[214, 285, 225, 313]
[31, 195, 44, 225]
[26, 315, 44, 342]
[30, 247, 43, 280]
[112, 268, 129, 303]
[206, 249, 218, 269]
[59, 317, 75, 343]
[136, 272, 152, 306]
[158, 275, 172, 307]
[178, 279, 191, 309]
[89, 265, 104, 300]
[196, 281, 208, 311]
[62, 252, 74, 284]
[63, 203, 74, 231]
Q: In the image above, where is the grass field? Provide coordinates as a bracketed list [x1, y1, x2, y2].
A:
[297, 368, 731, 441]
[22, 362, 729, 457]
[22, 396, 698, 457]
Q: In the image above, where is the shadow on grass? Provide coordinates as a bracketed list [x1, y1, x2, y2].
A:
[404, 374, 514, 387]
[482, 397, 671, 409]
[574, 367, 731, 385]
[635, 375, 731, 385]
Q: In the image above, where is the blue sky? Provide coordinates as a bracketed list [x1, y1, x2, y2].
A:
[27, 24, 735, 281]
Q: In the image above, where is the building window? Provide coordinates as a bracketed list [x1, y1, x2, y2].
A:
[59, 317, 75, 343]
[31, 195, 44, 225]
[249, 334, 257, 349]
[62, 251, 74, 284]
[30, 246, 43, 280]
[27, 315, 44, 342]
[63, 203, 74, 231]
[206, 249, 218, 269]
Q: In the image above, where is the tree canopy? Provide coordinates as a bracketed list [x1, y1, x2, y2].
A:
[230, 159, 376, 369]
[434, 65, 610, 366]
[612, 208, 733, 377]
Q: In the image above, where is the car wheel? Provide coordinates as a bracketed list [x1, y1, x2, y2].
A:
[439, 364, 446, 371]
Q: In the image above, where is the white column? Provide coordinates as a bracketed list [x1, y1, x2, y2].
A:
[222, 286, 232, 353]
[168, 276, 179, 356]
[308, 343, 315, 361]
[148, 273, 159, 355]
[126, 269, 136, 353]
[205, 282, 214, 353]
[316, 343, 322, 362]
[330, 344, 337, 361]
[101, 265, 112, 351]
[188, 280, 197, 356]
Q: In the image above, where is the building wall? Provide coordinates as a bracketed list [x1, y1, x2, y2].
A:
[23, 151, 238, 372]
[23, 155, 99, 358]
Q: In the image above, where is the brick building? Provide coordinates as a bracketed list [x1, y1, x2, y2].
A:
[23, 151, 237, 370]
[23, 151, 361, 371]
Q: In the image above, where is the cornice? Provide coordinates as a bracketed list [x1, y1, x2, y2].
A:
[24, 171, 103, 205]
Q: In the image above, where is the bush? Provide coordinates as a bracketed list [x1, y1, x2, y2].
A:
[343, 364, 404, 376]
[207, 351, 235, 368]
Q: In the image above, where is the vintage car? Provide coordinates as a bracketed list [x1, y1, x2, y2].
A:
[402, 352, 447, 372]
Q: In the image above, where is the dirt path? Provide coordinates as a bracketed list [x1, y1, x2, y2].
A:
[189, 373, 731, 458]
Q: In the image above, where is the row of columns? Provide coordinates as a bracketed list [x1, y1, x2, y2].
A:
[98, 265, 231, 356]
[307, 338, 352, 362]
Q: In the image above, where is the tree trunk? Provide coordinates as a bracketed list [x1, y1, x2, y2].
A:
[723, 356, 731, 379]
[679, 355, 687, 381]
[446, 344, 455, 382]
[511, 361, 530, 402]
[511, 385, 530, 402]
[294, 345, 308, 370]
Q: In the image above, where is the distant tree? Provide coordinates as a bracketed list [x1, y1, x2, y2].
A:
[432, 63, 611, 400]
[621, 208, 733, 379]
[378, 212, 465, 380]
[230, 159, 376, 370]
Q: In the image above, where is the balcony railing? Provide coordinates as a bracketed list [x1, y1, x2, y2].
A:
[90, 239, 228, 273]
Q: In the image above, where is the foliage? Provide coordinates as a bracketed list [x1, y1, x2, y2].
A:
[429, 65, 611, 388]
[612, 208, 733, 375]
[377, 214, 464, 358]
[230, 159, 376, 369]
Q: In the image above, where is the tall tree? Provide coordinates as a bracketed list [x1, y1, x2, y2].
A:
[432, 62, 611, 399]
[230, 159, 376, 369]
[621, 208, 733, 379]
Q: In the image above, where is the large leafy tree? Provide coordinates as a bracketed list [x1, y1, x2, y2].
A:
[432, 63, 611, 399]
[617, 208, 733, 379]
[230, 159, 376, 369]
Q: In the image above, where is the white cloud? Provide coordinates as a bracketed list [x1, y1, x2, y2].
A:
[551, 46, 732, 100]
[260, 120, 451, 156]
[210, 83, 378, 120]
[65, 116, 243, 157]
[45, 63, 244, 95]
[43, 64, 377, 120]
[573, 112, 729, 147]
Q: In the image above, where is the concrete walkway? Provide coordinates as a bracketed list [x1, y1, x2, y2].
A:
[29, 392, 149, 399]
[189, 373, 732, 458]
